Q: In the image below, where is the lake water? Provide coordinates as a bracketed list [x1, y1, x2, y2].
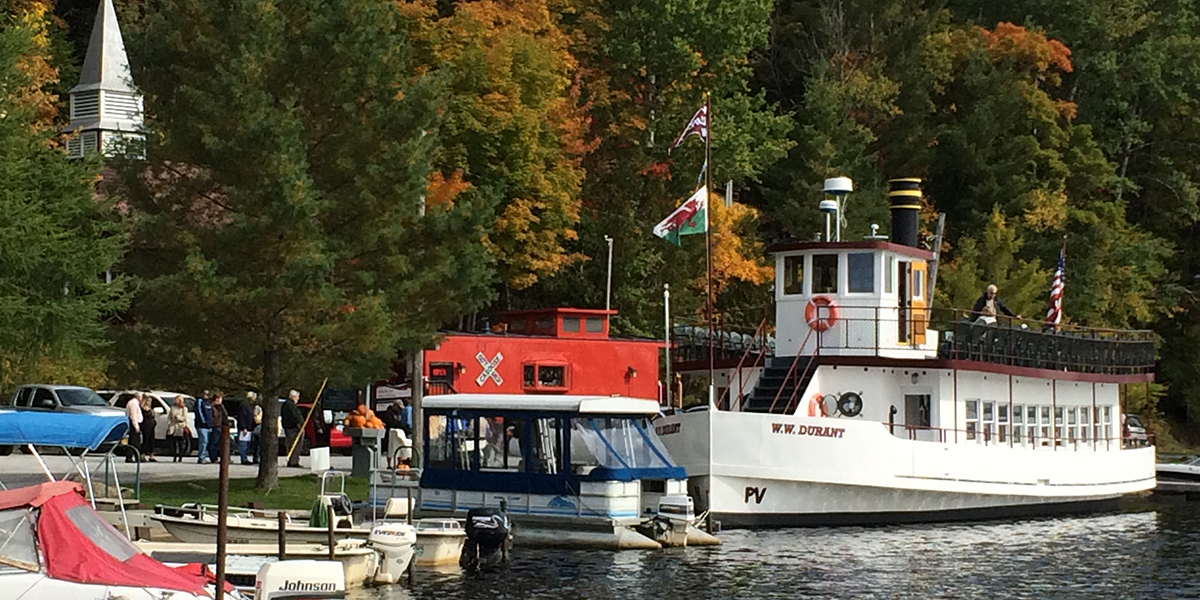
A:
[349, 502, 1200, 599]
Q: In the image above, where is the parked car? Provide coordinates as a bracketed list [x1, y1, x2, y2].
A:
[1123, 414, 1152, 447]
[1, 385, 125, 455]
[108, 391, 198, 454]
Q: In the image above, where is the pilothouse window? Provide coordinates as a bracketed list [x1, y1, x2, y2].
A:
[812, 254, 839, 294]
[848, 253, 875, 293]
[783, 256, 804, 295]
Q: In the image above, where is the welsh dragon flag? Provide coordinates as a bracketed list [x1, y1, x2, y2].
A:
[653, 186, 707, 246]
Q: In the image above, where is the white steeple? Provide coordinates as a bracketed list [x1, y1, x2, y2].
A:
[65, 0, 143, 159]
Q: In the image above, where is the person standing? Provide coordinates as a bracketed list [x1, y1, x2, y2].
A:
[211, 393, 230, 463]
[380, 400, 405, 469]
[281, 389, 304, 468]
[139, 394, 158, 462]
[237, 393, 256, 465]
[124, 392, 143, 463]
[194, 391, 213, 464]
[252, 397, 263, 464]
[971, 284, 1021, 324]
[167, 395, 189, 463]
[208, 393, 226, 463]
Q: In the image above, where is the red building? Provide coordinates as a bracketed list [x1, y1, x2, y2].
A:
[404, 308, 661, 400]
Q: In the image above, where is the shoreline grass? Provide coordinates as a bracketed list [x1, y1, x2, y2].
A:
[137, 473, 368, 511]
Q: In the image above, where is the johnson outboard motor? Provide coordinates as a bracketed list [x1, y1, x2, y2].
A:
[460, 505, 511, 571]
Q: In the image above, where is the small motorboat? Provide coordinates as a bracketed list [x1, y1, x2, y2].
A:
[0, 410, 240, 599]
[153, 471, 371, 544]
[0, 481, 242, 600]
[413, 518, 467, 567]
[1157, 455, 1200, 483]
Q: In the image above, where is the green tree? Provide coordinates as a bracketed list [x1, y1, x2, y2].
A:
[936, 208, 1048, 317]
[114, 0, 493, 489]
[0, 21, 127, 389]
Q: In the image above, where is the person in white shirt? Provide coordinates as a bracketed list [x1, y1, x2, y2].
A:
[125, 392, 144, 463]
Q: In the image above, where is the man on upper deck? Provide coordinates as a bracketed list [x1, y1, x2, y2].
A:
[972, 284, 1021, 324]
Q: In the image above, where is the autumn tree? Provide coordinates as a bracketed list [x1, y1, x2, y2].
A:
[396, 0, 589, 298]
[114, 0, 493, 489]
[0, 20, 127, 389]
[514, 0, 793, 335]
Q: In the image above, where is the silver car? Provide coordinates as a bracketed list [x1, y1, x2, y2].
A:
[1, 385, 125, 455]
[8, 384, 125, 416]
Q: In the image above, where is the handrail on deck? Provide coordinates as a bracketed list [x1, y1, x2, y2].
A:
[768, 328, 815, 414]
[717, 316, 770, 411]
[806, 305, 1154, 376]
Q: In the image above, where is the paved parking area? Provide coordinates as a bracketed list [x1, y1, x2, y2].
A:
[0, 451, 353, 489]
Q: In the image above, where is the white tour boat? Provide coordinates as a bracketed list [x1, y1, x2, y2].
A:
[658, 178, 1157, 527]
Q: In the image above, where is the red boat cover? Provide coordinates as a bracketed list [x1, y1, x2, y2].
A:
[16, 483, 214, 596]
[0, 481, 83, 510]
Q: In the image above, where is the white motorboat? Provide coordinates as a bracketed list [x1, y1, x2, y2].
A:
[0, 481, 241, 600]
[659, 178, 1157, 527]
[413, 518, 467, 566]
[1157, 456, 1200, 483]
[153, 470, 370, 544]
[0, 409, 242, 599]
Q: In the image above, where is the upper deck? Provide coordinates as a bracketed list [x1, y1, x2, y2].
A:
[768, 243, 1154, 380]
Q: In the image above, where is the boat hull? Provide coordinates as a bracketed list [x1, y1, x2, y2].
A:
[0, 573, 238, 600]
[136, 541, 379, 588]
[152, 514, 370, 545]
[702, 474, 1120, 527]
[413, 531, 466, 567]
[659, 391, 1157, 528]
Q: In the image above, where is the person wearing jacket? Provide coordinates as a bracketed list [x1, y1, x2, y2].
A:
[167, 396, 189, 463]
[194, 391, 213, 464]
[237, 393, 257, 465]
[281, 390, 304, 468]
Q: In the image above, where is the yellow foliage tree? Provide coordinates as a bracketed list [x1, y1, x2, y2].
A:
[396, 0, 591, 291]
[706, 190, 773, 297]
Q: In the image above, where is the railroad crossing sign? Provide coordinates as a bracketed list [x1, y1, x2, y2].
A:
[476, 352, 503, 387]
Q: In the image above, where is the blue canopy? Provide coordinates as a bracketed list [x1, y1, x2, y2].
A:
[0, 410, 128, 451]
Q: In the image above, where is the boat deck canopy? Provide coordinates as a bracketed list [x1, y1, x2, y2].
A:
[420, 394, 661, 416]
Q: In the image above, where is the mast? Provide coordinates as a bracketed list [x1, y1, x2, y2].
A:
[705, 93, 714, 404]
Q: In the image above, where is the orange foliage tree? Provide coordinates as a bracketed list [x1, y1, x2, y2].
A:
[396, 0, 593, 292]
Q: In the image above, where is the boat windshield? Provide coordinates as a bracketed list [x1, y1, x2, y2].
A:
[570, 417, 676, 471]
[0, 508, 38, 571]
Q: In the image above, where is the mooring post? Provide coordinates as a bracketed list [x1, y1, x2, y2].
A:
[277, 512, 287, 561]
[327, 505, 336, 560]
[215, 416, 231, 596]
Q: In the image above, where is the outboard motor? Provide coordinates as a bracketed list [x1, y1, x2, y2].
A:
[368, 522, 418, 584]
[459, 506, 511, 571]
[255, 560, 344, 599]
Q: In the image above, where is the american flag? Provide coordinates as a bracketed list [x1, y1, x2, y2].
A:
[1045, 246, 1066, 326]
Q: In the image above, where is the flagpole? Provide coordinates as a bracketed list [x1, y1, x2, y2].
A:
[704, 92, 715, 405]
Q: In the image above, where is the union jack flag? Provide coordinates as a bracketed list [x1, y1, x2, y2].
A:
[670, 103, 708, 150]
[1045, 245, 1066, 327]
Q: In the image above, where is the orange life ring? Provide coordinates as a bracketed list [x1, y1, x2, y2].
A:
[805, 296, 839, 332]
[806, 393, 827, 417]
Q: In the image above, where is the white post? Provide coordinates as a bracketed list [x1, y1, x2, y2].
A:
[604, 235, 614, 312]
[664, 284, 671, 408]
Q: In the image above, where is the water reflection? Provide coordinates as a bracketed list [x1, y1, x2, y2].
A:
[350, 505, 1200, 599]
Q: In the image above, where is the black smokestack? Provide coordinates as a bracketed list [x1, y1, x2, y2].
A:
[888, 178, 922, 247]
